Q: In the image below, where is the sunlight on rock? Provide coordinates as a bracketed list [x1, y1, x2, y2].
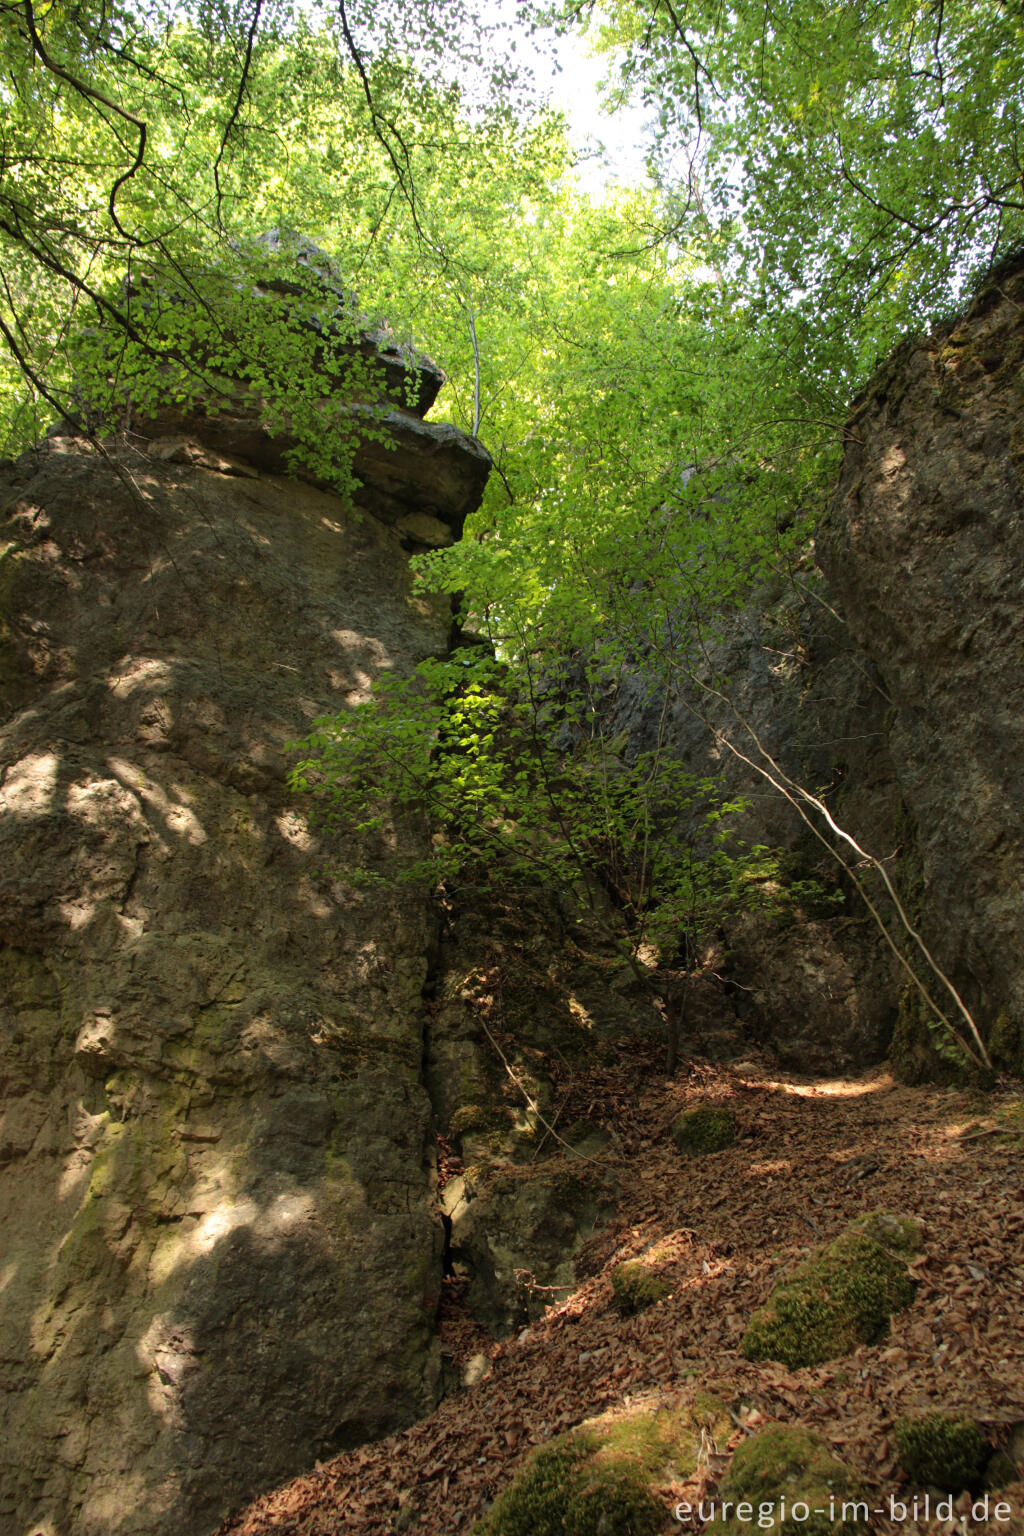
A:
[57, 899, 97, 930]
[107, 756, 207, 844]
[332, 628, 390, 661]
[568, 995, 594, 1028]
[263, 1190, 316, 1233]
[0, 1261, 17, 1297]
[65, 777, 135, 828]
[295, 877, 333, 917]
[140, 1316, 199, 1426]
[106, 657, 174, 696]
[1, 751, 58, 816]
[150, 1187, 319, 1291]
[193, 1196, 261, 1254]
[56, 1149, 95, 1202]
[275, 809, 314, 850]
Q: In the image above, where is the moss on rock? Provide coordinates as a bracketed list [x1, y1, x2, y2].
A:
[449, 1102, 505, 1139]
[711, 1424, 867, 1534]
[474, 1395, 732, 1536]
[989, 1012, 1024, 1077]
[893, 1413, 988, 1492]
[671, 1104, 735, 1156]
[472, 1432, 664, 1536]
[890, 981, 976, 1087]
[611, 1259, 672, 1316]
[741, 1213, 922, 1368]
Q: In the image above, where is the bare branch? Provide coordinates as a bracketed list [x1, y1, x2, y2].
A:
[21, 0, 149, 243]
[212, 0, 264, 228]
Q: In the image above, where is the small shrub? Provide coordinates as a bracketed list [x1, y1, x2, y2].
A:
[671, 1104, 735, 1156]
[611, 1259, 672, 1316]
[741, 1213, 922, 1368]
[893, 1413, 988, 1492]
[711, 1424, 867, 1534]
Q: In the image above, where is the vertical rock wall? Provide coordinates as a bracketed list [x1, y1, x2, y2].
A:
[818, 254, 1024, 1072]
[0, 361, 489, 1530]
[603, 254, 1024, 1078]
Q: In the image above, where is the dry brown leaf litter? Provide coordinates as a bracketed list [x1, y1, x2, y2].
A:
[215, 1052, 1024, 1536]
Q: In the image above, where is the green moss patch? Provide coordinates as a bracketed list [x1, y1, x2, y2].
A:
[996, 1099, 1024, 1139]
[989, 1012, 1024, 1077]
[472, 1432, 664, 1536]
[611, 1259, 672, 1316]
[671, 1104, 735, 1156]
[893, 1413, 988, 1492]
[449, 1102, 506, 1139]
[890, 981, 976, 1087]
[741, 1213, 922, 1368]
[711, 1424, 867, 1534]
[474, 1395, 732, 1536]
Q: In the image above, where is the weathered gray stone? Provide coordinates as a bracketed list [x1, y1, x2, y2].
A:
[597, 256, 1024, 1077]
[597, 583, 903, 1072]
[0, 318, 488, 1534]
[817, 254, 1024, 1070]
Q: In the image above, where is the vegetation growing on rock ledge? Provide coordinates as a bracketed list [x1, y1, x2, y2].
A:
[742, 1214, 922, 1369]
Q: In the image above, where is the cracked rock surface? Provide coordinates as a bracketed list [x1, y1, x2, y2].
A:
[0, 347, 486, 1533]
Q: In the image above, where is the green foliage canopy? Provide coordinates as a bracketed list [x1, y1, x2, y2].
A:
[2, 0, 1020, 1063]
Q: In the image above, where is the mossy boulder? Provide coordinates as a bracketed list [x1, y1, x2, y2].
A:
[893, 1413, 988, 1492]
[474, 1395, 732, 1536]
[611, 1258, 672, 1316]
[473, 1437, 663, 1536]
[995, 1099, 1024, 1143]
[711, 1424, 867, 1534]
[741, 1213, 922, 1368]
[671, 1104, 735, 1156]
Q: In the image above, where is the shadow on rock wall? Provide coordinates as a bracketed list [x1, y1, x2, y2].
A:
[0, 433, 462, 1535]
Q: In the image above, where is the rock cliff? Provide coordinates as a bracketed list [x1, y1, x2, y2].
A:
[0, 311, 488, 1534]
[817, 253, 1024, 1077]
[1, 242, 1021, 1536]
[607, 253, 1024, 1080]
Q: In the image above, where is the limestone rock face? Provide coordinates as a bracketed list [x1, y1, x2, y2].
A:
[107, 237, 491, 550]
[0, 341, 488, 1529]
[599, 587, 903, 1073]
[818, 255, 1024, 1065]
[601, 255, 1024, 1077]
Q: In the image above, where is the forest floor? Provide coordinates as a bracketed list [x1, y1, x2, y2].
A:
[216, 1044, 1024, 1535]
